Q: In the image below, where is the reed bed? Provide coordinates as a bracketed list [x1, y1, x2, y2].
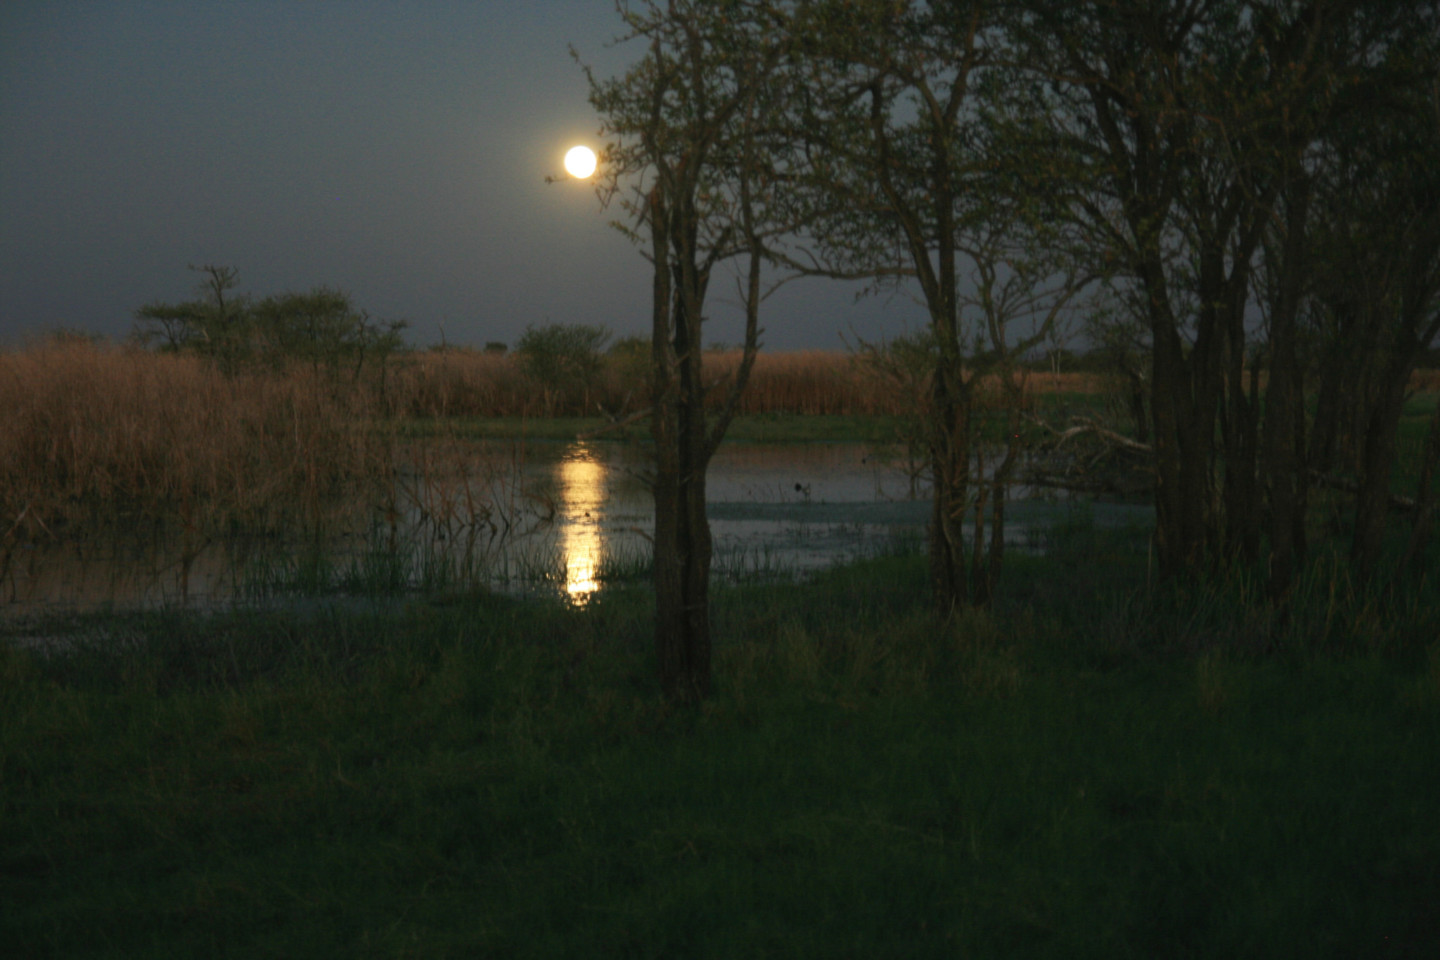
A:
[7, 340, 1432, 543]
[706, 352, 1112, 415]
[715, 350, 892, 415]
[394, 349, 533, 419]
[0, 341, 393, 540]
[396, 347, 1116, 420]
[1411, 367, 1440, 393]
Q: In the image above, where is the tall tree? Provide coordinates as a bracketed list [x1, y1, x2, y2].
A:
[792, 0, 1086, 613]
[1299, 6, 1440, 577]
[585, 0, 800, 700]
[1008, 0, 1421, 592]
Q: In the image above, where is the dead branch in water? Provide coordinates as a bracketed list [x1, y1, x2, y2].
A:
[1029, 414, 1154, 456]
[1019, 414, 1155, 498]
[1024, 415, 1425, 514]
[1307, 469, 1418, 513]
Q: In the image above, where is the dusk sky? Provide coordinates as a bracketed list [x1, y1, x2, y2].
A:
[0, 1, 926, 352]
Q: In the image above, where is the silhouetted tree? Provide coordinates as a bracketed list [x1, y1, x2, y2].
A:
[1007, 0, 1435, 597]
[133, 264, 251, 369]
[515, 322, 612, 414]
[790, 0, 1089, 613]
[134, 268, 408, 388]
[585, 0, 802, 699]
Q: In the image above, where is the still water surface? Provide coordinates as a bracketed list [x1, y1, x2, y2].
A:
[1, 441, 1151, 616]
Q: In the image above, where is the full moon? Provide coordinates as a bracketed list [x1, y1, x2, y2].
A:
[563, 145, 598, 179]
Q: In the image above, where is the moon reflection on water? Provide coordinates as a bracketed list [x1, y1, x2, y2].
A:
[0, 441, 1153, 616]
[556, 445, 606, 604]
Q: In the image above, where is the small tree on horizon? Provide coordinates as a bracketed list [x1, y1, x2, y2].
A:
[132, 266, 408, 387]
[133, 264, 251, 369]
[515, 321, 612, 414]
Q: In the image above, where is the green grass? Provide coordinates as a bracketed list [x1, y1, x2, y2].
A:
[398, 415, 620, 442]
[1394, 392, 1439, 496]
[392, 393, 1127, 451]
[4, 534, 1440, 958]
[400, 412, 981, 445]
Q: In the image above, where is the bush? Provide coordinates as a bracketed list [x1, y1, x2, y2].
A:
[515, 323, 612, 415]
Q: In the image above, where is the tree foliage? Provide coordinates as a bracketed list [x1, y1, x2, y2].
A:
[515, 322, 612, 414]
[786, 0, 1095, 611]
[584, 0, 806, 699]
[1002, 0, 1440, 596]
[573, 0, 1439, 693]
[133, 265, 408, 383]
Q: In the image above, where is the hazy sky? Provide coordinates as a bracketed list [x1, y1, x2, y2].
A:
[0, 1, 925, 351]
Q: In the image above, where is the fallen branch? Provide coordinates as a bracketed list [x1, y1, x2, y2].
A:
[1307, 470, 1418, 513]
[1029, 414, 1153, 455]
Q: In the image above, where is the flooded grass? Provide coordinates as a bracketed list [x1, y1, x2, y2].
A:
[0, 340, 1107, 614]
[6, 430, 981, 614]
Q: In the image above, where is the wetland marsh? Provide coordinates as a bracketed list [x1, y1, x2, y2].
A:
[3, 341, 1438, 957]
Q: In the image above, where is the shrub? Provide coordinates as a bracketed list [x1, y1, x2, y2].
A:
[515, 323, 612, 415]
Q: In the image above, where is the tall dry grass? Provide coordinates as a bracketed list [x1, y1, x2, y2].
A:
[1, 341, 393, 540]
[1412, 367, 1440, 393]
[394, 348, 1116, 420]
[395, 349, 534, 419]
[704, 352, 1115, 416]
[9, 341, 1431, 542]
[713, 350, 891, 415]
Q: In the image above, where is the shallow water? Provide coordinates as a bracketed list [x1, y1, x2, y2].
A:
[0, 440, 1153, 616]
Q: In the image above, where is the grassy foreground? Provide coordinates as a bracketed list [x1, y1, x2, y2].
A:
[4, 524, 1439, 958]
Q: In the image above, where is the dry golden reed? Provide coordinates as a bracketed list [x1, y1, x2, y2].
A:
[1412, 368, 1440, 394]
[394, 348, 1116, 420]
[395, 350, 533, 419]
[0, 341, 393, 540]
[7, 340, 1431, 542]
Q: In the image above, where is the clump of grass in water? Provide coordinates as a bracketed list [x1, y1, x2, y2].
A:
[238, 524, 495, 601]
[593, 539, 653, 583]
[712, 542, 799, 585]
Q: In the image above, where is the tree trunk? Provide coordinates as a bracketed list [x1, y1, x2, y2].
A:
[1149, 269, 1220, 578]
[974, 403, 1019, 607]
[647, 186, 715, 702]
[1260, 180, 1310, 602]
[1351, 356, 1411, 578]
[929, 354, 970, 616]
[1220, 304, 1261, 565]
[1398, 398, 1440, 577]
[1125, 367, 1150, 445]
[650, 428, 713, 701]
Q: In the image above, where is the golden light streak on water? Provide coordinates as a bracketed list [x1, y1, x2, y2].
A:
[557, 448, 606, 604]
